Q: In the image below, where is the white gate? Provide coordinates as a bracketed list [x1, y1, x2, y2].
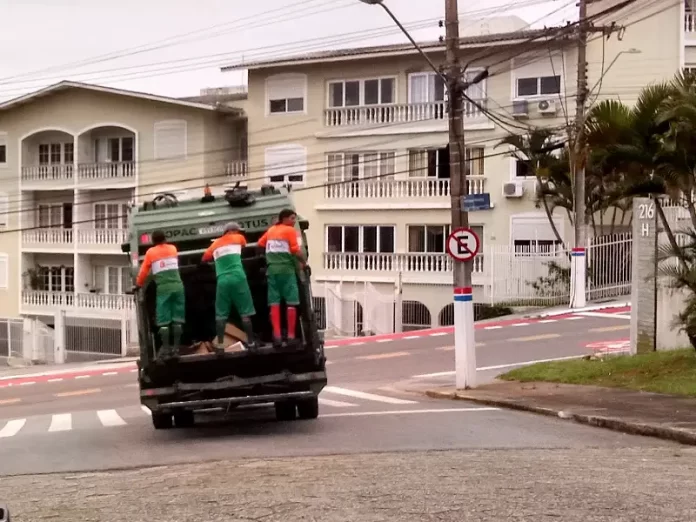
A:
[63, 314, 128, 362]
[586, 232, 633, 301]
[321, 281, 396, 337]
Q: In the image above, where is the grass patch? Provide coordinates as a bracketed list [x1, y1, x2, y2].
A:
[500, 349, 696, 397]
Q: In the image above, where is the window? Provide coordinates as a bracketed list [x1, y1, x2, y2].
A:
[326, 152, 395, 182]
[328, 77, 395, 107]
[408, 224, 483, 253]
[0, 133, 7, 165]
[409, 72, 446, 103]
[107, 137, 134, 162]
[94, 202, 129, 229]
[154, 120, 187, 159]
[94, 265, 131, 294]
[37, 266, 74, 292]
[326, 225, 395, 253]
[409, 147, 483, 178]
[38, 142, 72, 165]
[515, 159, 532, 178]
[38, 203, 73, 229]
[264, 145, 306, 185]
[516, 75, 561, 97]
[267, 74, 306, 114]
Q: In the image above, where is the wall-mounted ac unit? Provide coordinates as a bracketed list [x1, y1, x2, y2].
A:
[512, 99, 529, 119]
[537, 99, 557, 114]
[503, 181, 524, 198]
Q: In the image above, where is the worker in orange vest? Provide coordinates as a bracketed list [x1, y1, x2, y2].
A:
[135, 229, 186, 360]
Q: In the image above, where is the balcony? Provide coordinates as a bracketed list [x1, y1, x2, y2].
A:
[686, 12, 696, 35]
[226, 160, 248, 182]
[324, 177, 486, 202]
[22, 291, 135, 314]
[76, 228, 129, 252]
[22, 228, 73, 251]
[77, 162, 135, 186]
[322, 252, 485, 283]
[323, 99, 486, 128]
[21, 165, 74, 187]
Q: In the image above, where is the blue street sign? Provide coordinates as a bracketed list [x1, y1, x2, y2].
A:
[462, 193, 491, 212]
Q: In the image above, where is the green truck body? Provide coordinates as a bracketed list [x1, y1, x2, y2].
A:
[122, 185, 327, 429]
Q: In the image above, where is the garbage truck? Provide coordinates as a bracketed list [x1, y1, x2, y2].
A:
[122, 184, 327, 430]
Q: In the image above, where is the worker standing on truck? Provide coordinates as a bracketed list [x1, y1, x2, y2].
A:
[135, 230, 186, 361]
[202, 222, 257, 353]
[257, 209, 305, 347]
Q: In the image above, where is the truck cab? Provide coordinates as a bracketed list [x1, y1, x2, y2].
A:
[122, 184, 327, 429]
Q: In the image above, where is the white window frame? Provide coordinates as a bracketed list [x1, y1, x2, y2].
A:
[514, 74, 562, 99]
[37, 265, 74, 292]
[94, 202, 129, 230]
[38, 142, 73, 165]
[325, 224, 396, 254]
[0, 253, 7, 289]
[266, 74, 308, 116]
[38, 203, 68, 229]
[264, 144, 307, 186]
[326, 151, 396, 182]
[0, 132, 7, 168]
[407, 69, 486, 104]
[94, 265, 131, 294]
[326, 76, 397, 108]
[153, 120, 187, 160]
[406, 224, 484, 254]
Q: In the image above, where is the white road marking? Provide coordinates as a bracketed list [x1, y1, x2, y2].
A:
[484, 325, 502, 330]
[129, 369, 137, 373]
[538, 319, 557, 323]
[0, 419, 26, 438]
[478, 355, 585, 371]
[140, 405, 152, 415]
[512, 323, 529, 327]
[48, 414, 72, 432]
[430, 332, 449, 337]
[564, 316, 584, 320]
[349, 342, 365, 346]
[323, 386, 417, 405]
[377, 339, 393, 343]
[19, 382, 35, 386]
[319, 397, 357, 408]
[411, 370, 455, 379]
[97, 409, 127, 427]
[404, 336, 420, 340]
[575, 311, 630, 319]
[321, 407, 499, 418]
[47, 378, 63, 383]
[102, 372, 118, 376]
[75, 375, 90, 380]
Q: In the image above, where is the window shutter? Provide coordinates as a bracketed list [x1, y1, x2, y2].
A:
[267, 75, 305, 100]
[154, 120, 187, 159]
[0, 193, 9, 228]
[0, 254, 8, 289]
[264, 145, 307, 184]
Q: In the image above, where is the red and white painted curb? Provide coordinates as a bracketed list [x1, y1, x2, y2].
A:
[586, 339, 630, 354]
[0, 305, 631, 388]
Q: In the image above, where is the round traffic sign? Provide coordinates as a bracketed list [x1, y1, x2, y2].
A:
[446, 227, 480, 262]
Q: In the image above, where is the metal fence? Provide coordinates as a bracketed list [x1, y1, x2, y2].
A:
[63, 314, 126, 362]
[586, 232, 633, 301]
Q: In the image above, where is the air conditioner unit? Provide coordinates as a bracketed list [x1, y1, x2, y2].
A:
[503, 181, 524, 198]
[537, 99, 557, 114]
[512, 99, 529, 119]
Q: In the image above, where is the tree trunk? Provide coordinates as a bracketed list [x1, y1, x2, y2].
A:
[541, 195, 565, 245]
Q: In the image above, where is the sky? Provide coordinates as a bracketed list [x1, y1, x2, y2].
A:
[0, 0, 577, 102]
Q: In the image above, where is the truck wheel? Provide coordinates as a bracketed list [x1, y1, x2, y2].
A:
[274, 401, 296, 421]
[297, 397, 319, 420]
[173, 410, 195, 428]
[152, 412, 173, 430]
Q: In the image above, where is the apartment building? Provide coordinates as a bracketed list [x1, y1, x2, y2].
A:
[218, 1, 681, 335]
[0, 81, 245, 360]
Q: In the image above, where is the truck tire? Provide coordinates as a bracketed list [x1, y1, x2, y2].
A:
[173, 410, 195, 428]
[274, 401, 296, 421]
[297, 396, 319, 420]
[152, 412, 173, 430]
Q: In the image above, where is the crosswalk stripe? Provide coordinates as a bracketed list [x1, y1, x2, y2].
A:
[0, 419, 26, 438]
[324, 386, 417, 405]
[318, 397, 357, 408]
[140, 405, 152, 415]
[48, 414, 72, 432]
[97, 409, 126, 427]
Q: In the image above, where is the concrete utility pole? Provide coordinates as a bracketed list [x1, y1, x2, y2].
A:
[570, 0, 589, 308]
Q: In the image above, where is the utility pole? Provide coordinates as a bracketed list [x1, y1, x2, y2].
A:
[570, 0, 589, 308]
[446, 0, 476, 388]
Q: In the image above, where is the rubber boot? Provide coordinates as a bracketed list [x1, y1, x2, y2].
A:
[157, 327, 171, 362]
[241, 317, 257, 352]
[214, 319, 226, 355]
[170, 323, 182, 359]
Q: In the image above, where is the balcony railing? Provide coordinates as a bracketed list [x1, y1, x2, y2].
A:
[77, 162, 135, 182]
[22, 291, 135, 311]
[324, 99, 486, 127]
[686, 12, 695, 32]
[21, 165, 74, 183]
[325, 177, 487, 199]
[323, 252, 485, 274]
[226, 160, 248, 180]
[77, 228, 128, 246]
[22, 228, 73, 245]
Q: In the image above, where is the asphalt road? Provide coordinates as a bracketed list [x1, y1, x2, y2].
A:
[0, 307, 650, 478]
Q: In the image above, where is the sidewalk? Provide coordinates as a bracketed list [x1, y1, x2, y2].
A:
[424, 381, 696, 446]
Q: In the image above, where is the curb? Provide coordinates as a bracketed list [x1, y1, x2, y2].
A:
[425, 389, 696, 446]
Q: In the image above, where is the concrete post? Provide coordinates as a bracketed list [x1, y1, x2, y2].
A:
[54, 311, 66, 364]
[629, 197, 658, 354]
